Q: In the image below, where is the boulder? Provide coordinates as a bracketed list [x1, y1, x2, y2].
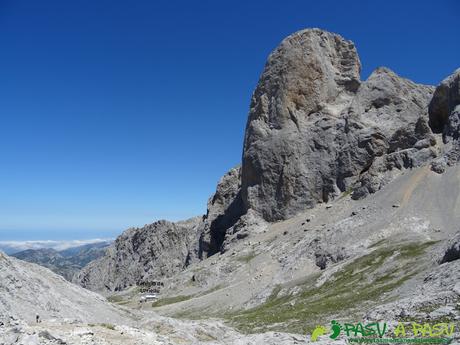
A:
[439, 232, 460, 264]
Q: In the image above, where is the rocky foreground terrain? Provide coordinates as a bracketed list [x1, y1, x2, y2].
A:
[3, 28, 460, 344]
[0, 252, 305, 344]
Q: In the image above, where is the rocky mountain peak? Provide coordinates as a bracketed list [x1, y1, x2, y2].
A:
[241, 29, 436, 222]
[242, 29, 360, 140]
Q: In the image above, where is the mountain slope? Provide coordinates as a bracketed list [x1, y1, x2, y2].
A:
[0, 251, 128, 324]
[129, 164, 460, 337]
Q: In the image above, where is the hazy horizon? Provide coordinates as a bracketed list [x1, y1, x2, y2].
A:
[0, 238, 114, 255]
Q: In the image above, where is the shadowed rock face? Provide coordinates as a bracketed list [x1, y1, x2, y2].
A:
[241, 28, 436, 221]
[429, 69, 460, 134]
[429, 69, 460, 169]
[439, 232, 460, 264]
[198, 166, 244, 257]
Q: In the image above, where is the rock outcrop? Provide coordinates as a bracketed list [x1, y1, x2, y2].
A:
[74, 218, 201, 292]
[439, 231, 460, 264]
[429, 69, 460, 170]
[429, 69, 460, 134]
[198, 166, 270, 258]
[348, 68, 436, 199]
[198, 166, 244, 257]
[241, 28, 436, 221]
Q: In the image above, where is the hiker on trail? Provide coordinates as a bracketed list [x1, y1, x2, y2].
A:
[36, 315, 40, 323]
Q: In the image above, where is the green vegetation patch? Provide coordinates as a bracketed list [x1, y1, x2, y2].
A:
[151, 294, 195, 307]
[99, 323, 116, 330]
[107, 295, 124, 303]
[198, 284, 224, 296]
[338, 187, 354, 199]
[195, 328, 218, 342]
[398, 241, 438, 258]
[151, 284, 225, 309]
[369, 238, 387, 249]
[226, 241, 437, 334]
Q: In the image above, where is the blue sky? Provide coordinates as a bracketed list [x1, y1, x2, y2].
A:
[0, 0, 459, 241]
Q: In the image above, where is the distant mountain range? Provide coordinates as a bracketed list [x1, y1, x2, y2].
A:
[11, 241, 111, 281]
[0, 238, 113, 254]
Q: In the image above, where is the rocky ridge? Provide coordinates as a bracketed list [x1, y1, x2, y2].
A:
[74, 217, 201, 292]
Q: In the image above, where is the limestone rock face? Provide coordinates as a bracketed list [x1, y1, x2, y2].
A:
[241, 28, 436, 221]
[429, 69, 460, 168]
[74, 218, 201, 292]
[349, 68, 436, 199]
[241, 29, 361, 221]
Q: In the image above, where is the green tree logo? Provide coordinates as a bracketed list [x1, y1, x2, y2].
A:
[330, 320, 343, 339]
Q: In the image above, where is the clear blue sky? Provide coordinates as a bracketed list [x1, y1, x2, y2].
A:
[0, 0, 459, 240]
